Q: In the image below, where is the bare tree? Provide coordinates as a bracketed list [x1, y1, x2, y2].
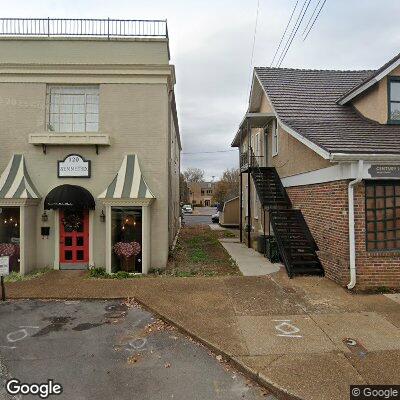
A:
[179, 173, 190, 204]
[183, 167, 204, 183]
[212, 168, 240, 204]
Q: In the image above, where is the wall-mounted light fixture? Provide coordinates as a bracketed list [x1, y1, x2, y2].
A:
[41, 211, 48, 222]
[100, 210, 106, 223]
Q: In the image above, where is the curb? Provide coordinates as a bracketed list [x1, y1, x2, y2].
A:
[5, 295, 302, 399]
[132, 296, 303, 400]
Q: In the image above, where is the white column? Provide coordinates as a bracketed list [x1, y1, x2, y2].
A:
[105, 205, 112, 273]
[89, 210, 94, 267]
[19, 206, 26, 275]
[54, 210, 60, 270]
[141, 205, 151, 274]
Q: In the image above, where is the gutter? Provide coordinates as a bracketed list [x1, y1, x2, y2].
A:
[347, 159, 364, 290]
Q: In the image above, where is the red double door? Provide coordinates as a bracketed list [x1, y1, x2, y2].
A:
[60, 210, 89, 267]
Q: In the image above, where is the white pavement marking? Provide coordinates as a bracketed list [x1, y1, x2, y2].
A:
[273, 320, 303, 338]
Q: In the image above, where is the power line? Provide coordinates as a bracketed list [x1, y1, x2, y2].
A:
[250, 0, 261, 68]
[302, 0, 322, 36]
[275, 0, 308, 67]
[303, 0, 327, 40]
[247, 0, 261, 94]
[277, 0, 312, 67]
[270, 0, 299, 67]
[182, 150, 237, 155]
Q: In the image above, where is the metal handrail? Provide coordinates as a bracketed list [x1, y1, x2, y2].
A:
[0, 18, 168, 38]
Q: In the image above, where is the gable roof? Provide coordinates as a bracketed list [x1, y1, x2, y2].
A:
[337, 51, 400, 105]
[255, 66, 400, 155]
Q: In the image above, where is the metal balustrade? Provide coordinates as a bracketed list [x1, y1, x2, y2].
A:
[0, 18, 168, 38]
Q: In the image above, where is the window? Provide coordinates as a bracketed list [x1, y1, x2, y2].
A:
[365, 180, 400, 251]
[47, 85, 99, 132]
[0, 207, 20, 273]
[389, 78, 400, 123]
[111, 207, 142, 273]
[272, 120, 278, 156]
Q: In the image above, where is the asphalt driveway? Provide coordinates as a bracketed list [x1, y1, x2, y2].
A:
[0, 300, 273, 400]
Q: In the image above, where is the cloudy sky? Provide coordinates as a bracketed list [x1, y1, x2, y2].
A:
[4, 0, 400, 179]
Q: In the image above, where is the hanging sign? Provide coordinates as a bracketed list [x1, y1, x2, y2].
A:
[368, 165, 400, 178]
[58, 154, 91, 178]
[0, 256, 9, 276]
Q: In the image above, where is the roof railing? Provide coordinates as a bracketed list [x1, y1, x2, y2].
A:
[0, 18, 168, 39]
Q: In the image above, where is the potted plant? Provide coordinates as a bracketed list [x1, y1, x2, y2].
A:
[113, 241, 141, 272]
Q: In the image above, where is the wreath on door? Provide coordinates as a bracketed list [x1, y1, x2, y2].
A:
[62, 213, 82, 232]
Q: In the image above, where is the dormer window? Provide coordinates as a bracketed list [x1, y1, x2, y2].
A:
[389, 77, 400, 124]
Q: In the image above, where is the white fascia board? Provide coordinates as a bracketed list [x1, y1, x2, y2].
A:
[282, 160, 400, 188]
[281, 164, 354, 187]
[338, 57, 400, 105]
[331, 153, 400, 162]
[338, 78, 378, 105]
[254, 72, 331, 160]
[278, 120, 331, 160]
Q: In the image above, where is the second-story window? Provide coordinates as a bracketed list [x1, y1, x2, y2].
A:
[389, 78, 400, 123]
[47, 85, 99, 132]
[272, 120, 278, 156]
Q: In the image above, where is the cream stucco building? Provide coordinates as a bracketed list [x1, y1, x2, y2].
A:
[0, 18, 181, 275]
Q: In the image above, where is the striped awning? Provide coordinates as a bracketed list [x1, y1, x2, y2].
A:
[98, 154, 155, 199]
[0, 154, 41, 199]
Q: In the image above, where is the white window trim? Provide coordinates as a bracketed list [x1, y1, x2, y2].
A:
[46, 85, 99, 134]
[272, 120, 278, 157]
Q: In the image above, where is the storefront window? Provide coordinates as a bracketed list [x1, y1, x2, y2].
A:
[0, 207, 20, 273]
[111, 207, 142, 273]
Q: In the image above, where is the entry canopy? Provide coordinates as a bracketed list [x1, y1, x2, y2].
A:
[98, 154, 155, 199]
[0, 154, 41, 199]
[45, 184, 95, 210]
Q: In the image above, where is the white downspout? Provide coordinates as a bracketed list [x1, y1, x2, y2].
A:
[347, 160, 364, 289]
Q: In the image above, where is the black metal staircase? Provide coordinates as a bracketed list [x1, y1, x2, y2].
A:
[249, 150, 324, 278]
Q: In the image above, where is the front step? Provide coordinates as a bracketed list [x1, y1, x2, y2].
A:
[270, 209, 324, 278]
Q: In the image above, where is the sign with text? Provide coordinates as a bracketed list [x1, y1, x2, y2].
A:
[58, 154, 91, 178]
[368, 165, 400, 178]
[0, 256, 9, 276]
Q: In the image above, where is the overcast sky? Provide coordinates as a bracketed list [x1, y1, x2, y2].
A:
[4, 0, 400, 180]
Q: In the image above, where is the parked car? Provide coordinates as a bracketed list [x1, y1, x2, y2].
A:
[211, 211, 220, 223]
[182, 205, 193, 214]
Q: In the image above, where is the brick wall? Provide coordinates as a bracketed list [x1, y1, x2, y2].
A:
[287, 180, 400, 290]
[286, 180, 350, 286]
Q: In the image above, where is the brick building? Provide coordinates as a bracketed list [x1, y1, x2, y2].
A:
[188, 181, 215, 207]
[232, 52, 400, 290]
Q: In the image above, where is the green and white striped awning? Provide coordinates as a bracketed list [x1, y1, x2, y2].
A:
[98, 154, 155, 199]
[0, 154, 41, 199]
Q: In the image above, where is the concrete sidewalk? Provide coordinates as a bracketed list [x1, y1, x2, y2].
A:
[3, 271, 400, 400]
[220, 238, 282, 276]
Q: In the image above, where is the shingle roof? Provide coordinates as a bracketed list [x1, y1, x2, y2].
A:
[337, 51, 400, 104]
[255, 67, 400, 154]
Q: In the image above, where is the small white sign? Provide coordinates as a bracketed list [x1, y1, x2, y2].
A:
[0, 256, 9, 276]
[58, 154, 91, 178]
